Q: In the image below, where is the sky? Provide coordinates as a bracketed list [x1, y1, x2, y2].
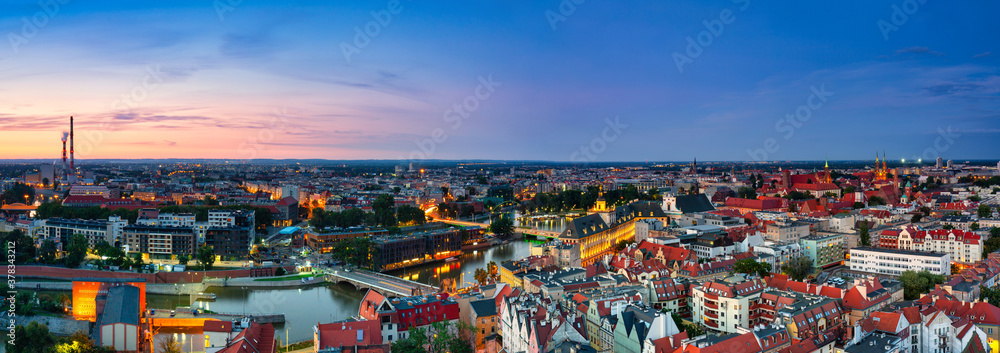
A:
[0, 0, 998, 162]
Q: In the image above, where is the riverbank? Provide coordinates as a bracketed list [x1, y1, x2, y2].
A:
[18, 281, 209, 294]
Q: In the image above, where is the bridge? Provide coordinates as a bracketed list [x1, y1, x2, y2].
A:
[326, 268, 438, 297]
[437, 219, 562, 239]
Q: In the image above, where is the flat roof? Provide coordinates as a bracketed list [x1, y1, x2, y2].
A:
[850, 246, 948, 258]
[73, 277, 147, 283]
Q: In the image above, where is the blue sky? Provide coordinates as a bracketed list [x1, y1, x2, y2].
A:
[0, 0, 997, 161]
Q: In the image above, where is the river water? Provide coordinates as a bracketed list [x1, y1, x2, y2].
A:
[151, 239, 544, 349]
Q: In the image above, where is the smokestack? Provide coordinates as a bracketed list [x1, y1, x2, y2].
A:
[61, 132, 68, 173]
[69, 116, 74, 173]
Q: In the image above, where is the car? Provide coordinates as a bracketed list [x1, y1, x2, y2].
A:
[150, 309, 155, 316]
[170, 310, 176, 317]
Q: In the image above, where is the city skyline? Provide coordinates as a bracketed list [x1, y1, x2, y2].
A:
[1, 1, 998, 161]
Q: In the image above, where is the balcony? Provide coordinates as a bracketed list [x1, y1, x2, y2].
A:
[704, 320, 718, 329]
[704, 301, 718, 310]
[705, 311, 718, 319]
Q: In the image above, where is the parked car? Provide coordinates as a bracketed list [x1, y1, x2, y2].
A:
[170, 310, 175, 317]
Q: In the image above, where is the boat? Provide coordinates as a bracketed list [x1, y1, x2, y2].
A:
[191, 292, 217, 301]
[445, 257, 459, 262]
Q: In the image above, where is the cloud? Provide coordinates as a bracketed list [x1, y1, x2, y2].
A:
[974, 52, 991, 58]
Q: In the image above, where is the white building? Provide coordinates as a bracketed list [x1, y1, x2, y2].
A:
[897, 227, 983, 264]
[634, 219, 663, 244]
[848, 247, 950, 276]
[752, 241, 803, 270]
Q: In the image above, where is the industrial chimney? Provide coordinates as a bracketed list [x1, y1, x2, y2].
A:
[69, 116, 74, 173]
[61, 132, 68, 175]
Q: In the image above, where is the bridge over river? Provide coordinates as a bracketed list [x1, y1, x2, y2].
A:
[326, 268, 438, 297]
[436, 219, 562, 239]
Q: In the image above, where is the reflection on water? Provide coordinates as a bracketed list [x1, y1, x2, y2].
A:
[481, 211, 571, 233]
[149, 282, 366, 345]
[147, 239, 539, 349]
[391, 239, 535, 289]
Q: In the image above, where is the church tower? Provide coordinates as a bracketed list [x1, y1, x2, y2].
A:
[824, 155, 832, 184]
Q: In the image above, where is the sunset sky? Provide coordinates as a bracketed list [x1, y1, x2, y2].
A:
[0, 1, 997, 161]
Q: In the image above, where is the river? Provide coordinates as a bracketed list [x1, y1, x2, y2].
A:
[151, 239, 541, 350]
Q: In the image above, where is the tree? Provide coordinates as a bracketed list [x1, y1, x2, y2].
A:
[2, 230, 36, 264]
[489, 216, 514, 237]
[197, 245, 216, 270]
[971, 222, 980, 231]
[615, 240, 635, 252]
[781, 256, 813, 281]
[868, 196, 887, 206]
[202, 195, 219, 206]
[852, 202, 865, 209]
[899, 269, 945, 300]
[981, 285, 1000, 307]
[733, 258, 773, 278]
[911, 214, 923, 223]
[38, 240, 58, 264]
[6, 321, 55, 353]
[1, 182, 35, 204]
[979, 204, 993, 218]
[158, 335, 183, 353]
[737, 186, 757, 199]
[984, 228, 1000, 257]
[275, 267, 287, 276]
[952, 263, 962, 275]
[65, 233, 89, 268]
[42, 177, 49, 188]
[859, 221, 871, 247]
[473, 268, 488, 285]
[843, 185, 856, 194]
[487, 261, 499, 281]
[943, 224, 955, 230]
[177, 254, 189, 265]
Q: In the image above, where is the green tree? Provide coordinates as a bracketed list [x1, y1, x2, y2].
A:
[1, 182, 35, 204]
[733, 258, 773, 278]
[981, 285, 1000, 307]
[203, 195, 219, 206]
[65, 233, 89, 268]
[868, 196, 887, 206]
[899, 269, 945, 300]
[979, 204, 993, 218]
[489, 216, 514, 237]
[971, 222, 980, 231]
[737, 186, 757, 199]
[843, 185, 856, 194]
[943, 224, 955, 230]
[197, 245, 216, 270]
[2, 229, 36, 264]
[6, 321, 55, 353]
[275, 267, 287, 276]
[177, 254, 189, 265]
[615, 240, 635, 251]
[781, 256, 813, 281]
[911, 214, 923, 223]
[859, 220, 871, 247]
[984, 228, 1000, 257]
[39, 240, 58, 264]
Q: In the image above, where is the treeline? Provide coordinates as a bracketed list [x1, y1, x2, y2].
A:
[309, 194, 426, 229]
[35, 202, 273, 230]
[524, 185, 659, 213]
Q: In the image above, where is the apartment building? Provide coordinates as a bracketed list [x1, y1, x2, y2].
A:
[898, 227, 982, 264]
[691, 274, 767, 334]
[765, 221, 810, 243]
[41, 216, 128, 247]
[799, 233, 846, 269]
